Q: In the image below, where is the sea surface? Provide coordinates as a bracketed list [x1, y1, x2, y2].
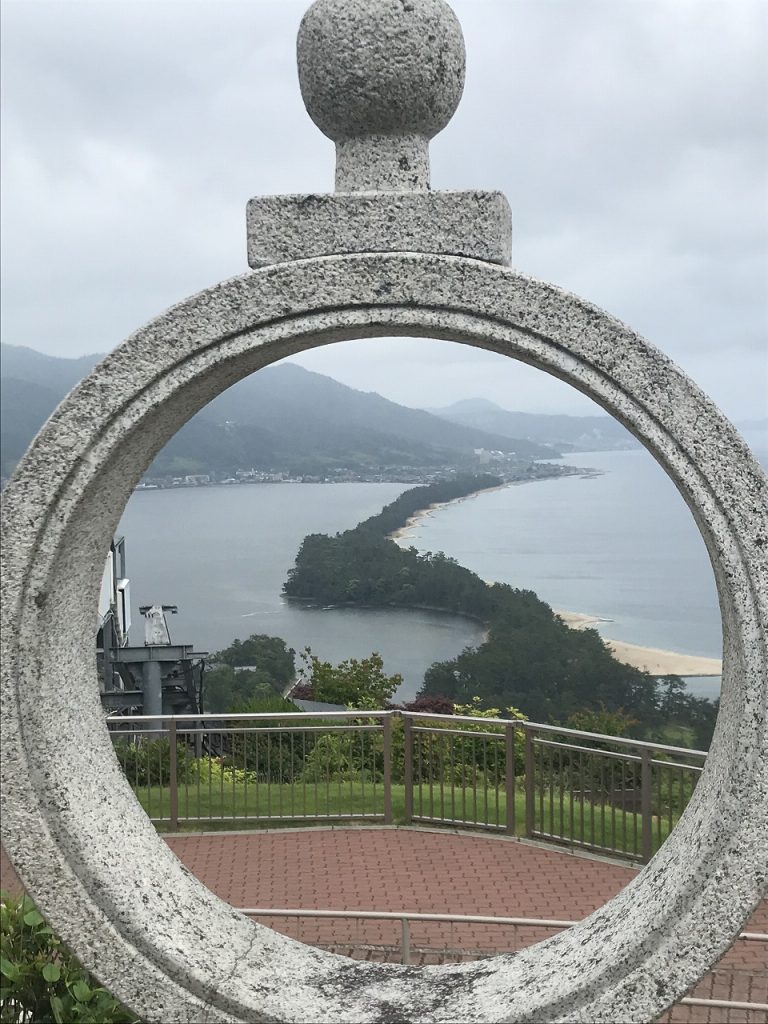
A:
[119, 438, 766, 703]
[119, 482, 483, 703]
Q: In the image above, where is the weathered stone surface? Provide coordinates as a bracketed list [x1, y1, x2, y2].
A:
[298, 0, 465, 191]
[246, 190, 512, 266]
[2, 252, 766, 1023]
[3, 0, 767, 1020]
[252, 1, 510, 269]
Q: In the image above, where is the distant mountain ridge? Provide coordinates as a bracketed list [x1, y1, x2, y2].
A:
[0, 345, 556, 479]
[431, 398, 640, 452]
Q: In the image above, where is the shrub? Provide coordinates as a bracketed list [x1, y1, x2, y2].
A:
[111, 737, 194, 788]
[297, 649, 402, 708]
[0, 891, 137, 1023]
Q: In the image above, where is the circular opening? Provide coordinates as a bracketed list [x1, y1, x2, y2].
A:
[103, 336, 740, 973]
[2, 255, 765, 1023]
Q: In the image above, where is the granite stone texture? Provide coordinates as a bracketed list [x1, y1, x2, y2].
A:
[246, 190, 512, 266]
[298, 0, 465, 191]
[2, 0, 767, 1019]
[2, 252, 766, 1023]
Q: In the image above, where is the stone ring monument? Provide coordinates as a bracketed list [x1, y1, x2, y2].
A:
[1, 0, 766, 1021]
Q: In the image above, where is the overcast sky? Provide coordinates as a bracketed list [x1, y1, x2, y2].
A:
[2, 0, 766, 420]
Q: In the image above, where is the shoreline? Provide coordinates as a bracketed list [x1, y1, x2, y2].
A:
[386, 489, 722, 681]
[388, 483, 512, 544]
[554, 610, 722, 677]
[387, 470, 598, 545]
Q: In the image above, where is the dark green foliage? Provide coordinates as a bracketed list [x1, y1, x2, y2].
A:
[401, 695, 455, 715]
[212, 634, 295, 675]
[228, 694, 302, 716]
[284, 480, 719, 747]
[423, 598, 658, 725]
[565, 707, 640, 738]
[656, 676, 718, 750]
[223, 694, 308, 785]
[0, 892, 137, 1023]
[356, 474, 502, 536]
[284, 476, 502, 612]
[203, 667, 281, 713]
[111, 737, 194, 788]
[205, 635, 295, 712]
[284, 532, 496, 618]
[298, 650, 402, 708]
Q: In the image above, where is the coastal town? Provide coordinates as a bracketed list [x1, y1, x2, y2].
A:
[133, 454, 597, 491]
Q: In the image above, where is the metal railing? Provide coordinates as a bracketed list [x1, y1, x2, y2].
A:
[108, 710, 707, 862]
[235, 907, 767, 1019]
[109, 710, 393, 829]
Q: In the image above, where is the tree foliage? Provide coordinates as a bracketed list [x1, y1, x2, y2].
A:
[205, 635, 295, 713]
[355, 474, 501, 537]
[298, 649, 402, 709]
[284, 479, 720, 747]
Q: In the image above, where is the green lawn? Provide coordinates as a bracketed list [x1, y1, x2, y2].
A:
[134, 779, 675, 858]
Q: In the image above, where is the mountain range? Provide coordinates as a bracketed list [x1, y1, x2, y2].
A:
[1, 345, 559, 480]
[431, 398, 639, 452]
[10, 344, 714, 481]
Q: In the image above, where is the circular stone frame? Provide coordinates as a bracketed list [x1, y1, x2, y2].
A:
[1, 253, 766, 1024]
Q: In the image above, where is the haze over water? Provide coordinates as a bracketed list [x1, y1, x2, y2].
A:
[119, 441, 766, 703]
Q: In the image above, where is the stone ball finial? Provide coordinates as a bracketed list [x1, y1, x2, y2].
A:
[298, 0, 466, 142]
[297, 0, 466, 192]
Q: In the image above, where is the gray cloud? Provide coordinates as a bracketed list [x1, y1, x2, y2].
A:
[2, 0, 766, 420]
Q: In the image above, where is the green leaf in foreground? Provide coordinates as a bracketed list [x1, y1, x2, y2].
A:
[72, 978, 94, 1002]
[1, 890, 138, 1022]
[0, 956, 20, 981]
[42, 961, 61, 983]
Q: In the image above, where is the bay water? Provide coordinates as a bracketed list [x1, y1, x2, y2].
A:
[119, 482, 483, 703]
[119, 440, 766, 703]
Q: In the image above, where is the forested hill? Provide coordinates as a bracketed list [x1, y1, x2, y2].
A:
[283, 477, 718, 746]
[1, 345, 556, 479]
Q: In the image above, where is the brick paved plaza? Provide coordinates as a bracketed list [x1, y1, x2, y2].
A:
[2, 828, 766, 1021]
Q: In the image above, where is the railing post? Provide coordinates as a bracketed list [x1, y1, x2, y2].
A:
[403, 715, 413, 825]
[382, 714, 393, 825]
[640, 747, 653, 863]
[401, 917, 411, 965]
[168, 718, 178, 832]
[505, 722, 516, 835]
[524, 726, 535, 839]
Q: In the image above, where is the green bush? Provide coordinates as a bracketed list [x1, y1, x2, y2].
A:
[0, 891, 137, 1023]
[298, 649, 402, 708]
[112, 737, 194, 788]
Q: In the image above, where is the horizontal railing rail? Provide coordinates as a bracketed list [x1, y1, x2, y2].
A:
[401, 712, 708, 759]
[239, 908, 578, 927]
[107, 709, 708, 860]
[109, 710, 394, 723]
[235, 906, 767, 1015]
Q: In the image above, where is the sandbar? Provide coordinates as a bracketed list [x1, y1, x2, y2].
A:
[387, 493, 723, 680]
[389, 485, 511, 545]
[555, 609, 722, 677]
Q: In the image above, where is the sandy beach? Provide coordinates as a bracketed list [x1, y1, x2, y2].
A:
[554, 610, 722, 677]
[389, 487, 510, 545]
[389, 507, 722, 679]
[389, 502, 454, 543]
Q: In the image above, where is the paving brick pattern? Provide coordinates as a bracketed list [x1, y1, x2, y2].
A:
[3, 829, 766, 1022]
